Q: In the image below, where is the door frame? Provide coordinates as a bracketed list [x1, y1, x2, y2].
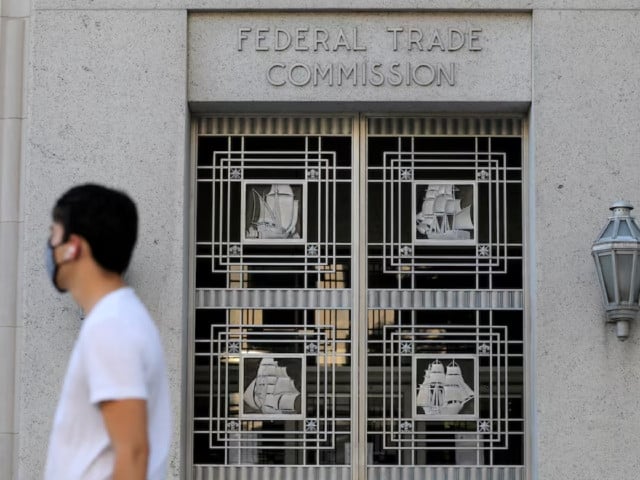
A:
[185, 113, 530, 480]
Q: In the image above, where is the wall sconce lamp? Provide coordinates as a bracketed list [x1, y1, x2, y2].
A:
[592, 201, 640, 340]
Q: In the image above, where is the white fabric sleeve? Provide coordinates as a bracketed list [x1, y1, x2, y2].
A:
[83, 318, 148, 404]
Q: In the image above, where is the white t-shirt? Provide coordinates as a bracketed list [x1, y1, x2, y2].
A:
[44, 287, 171, 480]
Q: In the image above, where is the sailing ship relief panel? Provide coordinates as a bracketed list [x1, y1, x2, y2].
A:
[193, 117, 355, 470]
[365, 118, 525, 477]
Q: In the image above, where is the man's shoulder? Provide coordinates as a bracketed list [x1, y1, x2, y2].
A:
[92, 287, 148, 316]
[81, 288, 155, 339]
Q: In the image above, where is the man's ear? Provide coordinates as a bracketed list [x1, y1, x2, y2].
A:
[63, 235, 82, 260]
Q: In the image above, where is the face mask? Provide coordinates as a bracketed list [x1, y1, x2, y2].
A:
[45, 241, 67, 293]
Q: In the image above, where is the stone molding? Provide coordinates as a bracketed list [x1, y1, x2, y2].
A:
[30, 0, 640, 11]
[0, 1, 29, 479]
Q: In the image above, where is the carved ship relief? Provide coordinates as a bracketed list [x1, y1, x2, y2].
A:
[246, 184, 300, 240]
[416, 359, 474, 416]
[416, 184, 474, 241]
[244, 358, 300, 415]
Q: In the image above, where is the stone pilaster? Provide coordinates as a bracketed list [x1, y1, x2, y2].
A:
[0, 1, 29, 479]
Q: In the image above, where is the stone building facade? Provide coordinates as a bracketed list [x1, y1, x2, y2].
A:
[2, 1, 640, 479]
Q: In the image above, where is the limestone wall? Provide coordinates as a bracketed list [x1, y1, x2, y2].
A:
[10, 2, 640, 479]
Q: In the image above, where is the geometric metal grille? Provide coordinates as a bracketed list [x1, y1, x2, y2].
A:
[196, 134, 352, 287]
[366, 118, 525, 473]
[205, 321, 337, 444]
[191, 115, 526, 479]
[369, 137, 522, 280]
[209, 146, 335, 272]
[367, 310, 524, 468]
[383, 316, 515, 451]
[381, 146, 510, 274]
[193, 121, 354, 469]
[193, 309, 352, 465]
[367, 129, 523, 291]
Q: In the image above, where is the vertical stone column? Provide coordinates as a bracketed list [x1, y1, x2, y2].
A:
[21, 8, 187, 478]
[534, 10, 640, 480]
[0, 1, 29, 479]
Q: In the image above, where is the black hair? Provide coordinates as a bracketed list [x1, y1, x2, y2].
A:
[52, 184, 138, 274]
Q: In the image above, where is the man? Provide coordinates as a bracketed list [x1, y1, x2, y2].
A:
[44, 184, 171, 480]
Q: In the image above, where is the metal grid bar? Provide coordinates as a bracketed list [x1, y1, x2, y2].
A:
[367, 116, 523, 137]
[367, 290, 523, 310]
[195, 289, 353, 310]
[192, 465, 525, 479]
[197, 116, 354, 136]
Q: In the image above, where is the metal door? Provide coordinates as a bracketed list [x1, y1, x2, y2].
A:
[189, 115, 527, 480]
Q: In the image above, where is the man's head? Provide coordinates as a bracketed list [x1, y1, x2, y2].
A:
[48, 184, 138, 289]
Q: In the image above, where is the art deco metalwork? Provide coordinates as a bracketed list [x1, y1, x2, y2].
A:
[193, 118, 353, 469]
[370, 137, 516, 276]
[192, 116, 526, 479]
[366, 120, 525, 471]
